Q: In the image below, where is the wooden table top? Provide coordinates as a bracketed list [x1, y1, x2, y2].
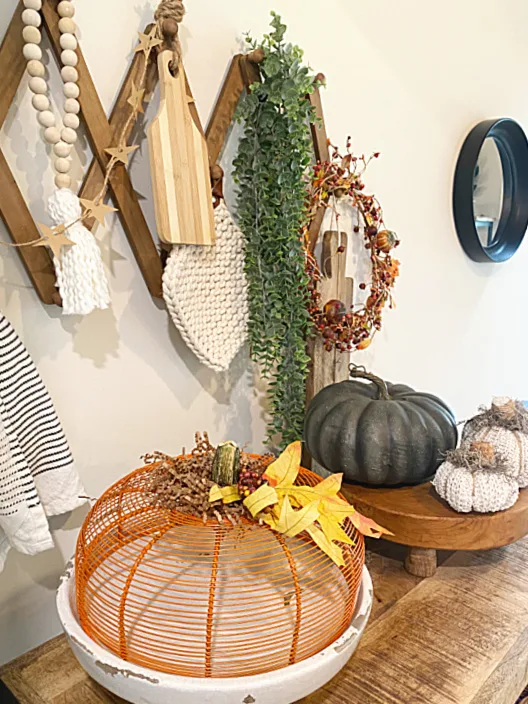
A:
[2, 538, 528, 704]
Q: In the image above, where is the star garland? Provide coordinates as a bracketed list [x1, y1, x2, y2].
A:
[2, 25, 166, 260]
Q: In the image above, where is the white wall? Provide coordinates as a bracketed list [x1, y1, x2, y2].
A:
[1, 0, 528, 663]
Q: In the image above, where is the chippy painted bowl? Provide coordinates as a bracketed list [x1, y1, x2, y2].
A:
[57, 563, 372, 704]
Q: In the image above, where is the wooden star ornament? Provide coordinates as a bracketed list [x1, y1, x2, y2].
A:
[134, 27, 163, 57]
[34, 223, 75, 260]
[80, 199, 118, 227]
[105, 144, 139, 166]
[127, 81, 145, 114]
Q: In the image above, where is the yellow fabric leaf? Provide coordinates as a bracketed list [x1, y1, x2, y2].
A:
[306, 524, 345, 567]
[220, 485, 242, 504]
[276, 495, 320, 538]
[314, 473, 343, 498]
[320, 495, 356, 519]
[261, 507, 280, 529]
[209, 484, 223, 503]
[317, 513, 354, 546]
[348, 509, 394, 538]
[243, 483, 278, 517]
[277, 485, 318, 507]
[263, 441, 301, 488]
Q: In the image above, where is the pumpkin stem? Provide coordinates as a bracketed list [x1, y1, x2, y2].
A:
[349, 364, 391, 400]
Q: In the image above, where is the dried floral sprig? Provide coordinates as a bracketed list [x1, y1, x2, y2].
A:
[304, 140, 400, 353]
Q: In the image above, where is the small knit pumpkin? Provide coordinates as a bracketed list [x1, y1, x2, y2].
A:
[432, 442, 519, 513]
[462, 397, 528, 488]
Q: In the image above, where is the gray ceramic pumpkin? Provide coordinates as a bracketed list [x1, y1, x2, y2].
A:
[304, 367, 458, 486]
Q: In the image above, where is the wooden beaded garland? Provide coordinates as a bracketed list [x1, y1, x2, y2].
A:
[44, 126, 61, 144]
[58, 18, 75, 35]
[63, 82, 79, 99]
[59, 33, 77, 51]
[57, 1, 75, 19]
[54, 141, 72, 158]
[61, 127, 77, 144]
[55, 173, 71, 189]
[60, 49, 78, 67]
[61, 66, 78, 83]
[63, 113, 79, 130]
[64, 98, 80, 114]
[37, 110, 56, 128]
[21, 9, 41, 27]
[23, 43, 42, 61]
[32, 94, 49, 111]
[22, 0, 81, 189]
[22, 25, 41, 43]
[29, 76, 47, 94]
[55, 157, 71, 174]
[27, 59, 45, 77]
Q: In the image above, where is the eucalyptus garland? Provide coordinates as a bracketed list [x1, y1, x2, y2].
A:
[233, 13, 315, 448]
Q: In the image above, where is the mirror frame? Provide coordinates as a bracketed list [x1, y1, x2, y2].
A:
[453, 118, 528, 263]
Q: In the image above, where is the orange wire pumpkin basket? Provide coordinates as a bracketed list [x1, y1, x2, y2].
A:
[76, 456, 365, 679]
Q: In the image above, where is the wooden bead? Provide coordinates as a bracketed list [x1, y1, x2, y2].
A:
[61, 127, 77, 144]
[55, 173, 71, 189]
[55, 157, 71, 174]
[63, 113, 79, 129]
[23, 0, 42, 9]
[29, 76, 47, 94]
[58, 18, 75, 34]
[64, 98, 80, 114]
[22, 26, 41, 44]
[61, 49, 78, 67]
[57, 1, 75, 18]
[21, 9, 41, 27]
[32, 93, 49, 111]
[54, 141, 72, 158]
[61, 66, 78, 83]
[23, 43, 42, 61]
[26, 59, 45, 77]
[59, 33, 77, 51]
[63, 82, 79, 99]
[44, 126, 61, 144]
[37, 110, 55, 128]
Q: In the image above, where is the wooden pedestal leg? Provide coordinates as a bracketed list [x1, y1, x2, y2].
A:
[404, 547, 437, 577]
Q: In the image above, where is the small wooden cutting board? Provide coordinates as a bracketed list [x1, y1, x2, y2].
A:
[148, 51, 215, 245]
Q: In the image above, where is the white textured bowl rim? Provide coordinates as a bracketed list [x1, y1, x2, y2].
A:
[57, 560, 372, 692]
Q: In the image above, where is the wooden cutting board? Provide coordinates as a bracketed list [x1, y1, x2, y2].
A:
[148, 51, 215, 245]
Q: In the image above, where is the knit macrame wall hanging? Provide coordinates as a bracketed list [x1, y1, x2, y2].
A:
[163, 200, 249, 372]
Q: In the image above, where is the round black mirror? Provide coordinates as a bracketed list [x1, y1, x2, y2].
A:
[453, 118, 528, 262]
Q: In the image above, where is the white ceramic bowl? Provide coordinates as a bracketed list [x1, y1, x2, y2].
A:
[57, 562, 372, 704]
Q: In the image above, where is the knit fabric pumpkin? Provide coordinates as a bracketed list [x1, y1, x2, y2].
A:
[433, 462, 519, 513]
[432, 443, 519, 513]
[461, 397, 528, 488]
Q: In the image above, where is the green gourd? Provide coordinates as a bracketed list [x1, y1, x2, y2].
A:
[304, 366, 458, 486]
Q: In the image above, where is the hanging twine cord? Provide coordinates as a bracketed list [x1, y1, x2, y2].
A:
[154, 0, 185, 71]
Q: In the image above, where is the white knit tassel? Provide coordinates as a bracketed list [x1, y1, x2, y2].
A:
[48, 189, 110, 315]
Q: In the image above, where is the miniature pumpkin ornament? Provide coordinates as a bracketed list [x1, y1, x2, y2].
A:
[433, 442, 519, 513]
[461, 397, 528, 488]
[304, 365, 458, 486]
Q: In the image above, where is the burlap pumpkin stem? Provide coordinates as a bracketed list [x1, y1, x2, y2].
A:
[468, 397, 528, 434]
[462, 397, 528, 488]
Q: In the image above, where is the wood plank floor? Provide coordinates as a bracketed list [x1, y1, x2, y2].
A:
[2, 539, 528, 704]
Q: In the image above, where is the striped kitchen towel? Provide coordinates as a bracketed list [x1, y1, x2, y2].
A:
[0, 314, 86, 571]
